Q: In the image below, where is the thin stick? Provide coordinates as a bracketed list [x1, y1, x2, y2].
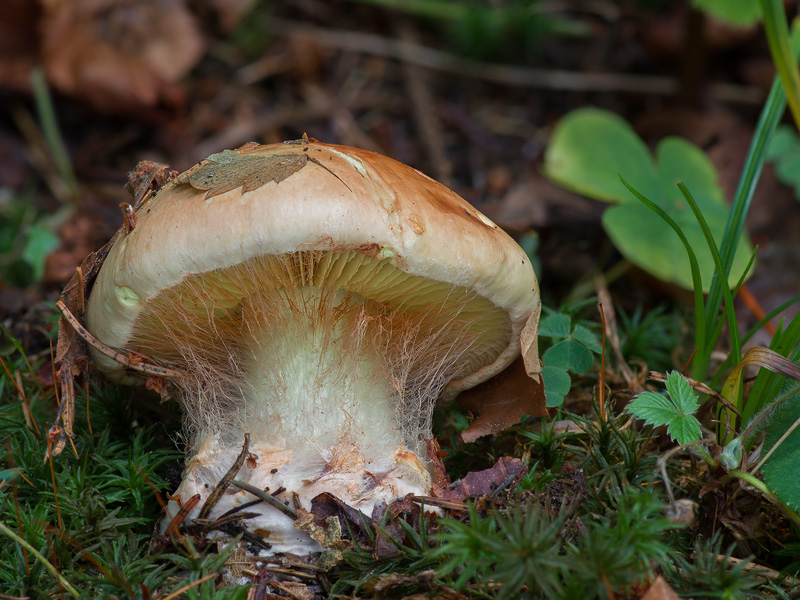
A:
[0, 356, 39, 435]
[46, 436, 63, 530]
[55, 300, 181, 379]
[230, 479, 298, 520]
[598, 302, 607, 416]
[164, 493, 201, 537]
[0, 522, 80, 599]
[657, 436, 714, 504]
[83, 379, 92, 435]
[270, 20, 764, 104]
[160, 572, 218, 600]
[75, 266, 85, 320]
[198, 434, 250, 519]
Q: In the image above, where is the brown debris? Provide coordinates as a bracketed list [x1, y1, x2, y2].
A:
[304, 492, 372, 546]
[438, 457, 525, 502]
[640, 575, 681, 600]
[49, 161, 173, 457]
[458, 356, 546, 443]
[424, 437, 451, 492]
[40, 0, 205, 112]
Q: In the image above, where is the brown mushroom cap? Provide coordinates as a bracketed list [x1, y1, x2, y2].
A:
[86, 139, 539, 399]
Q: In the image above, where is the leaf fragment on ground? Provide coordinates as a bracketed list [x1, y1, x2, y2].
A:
[438, 457, 525, 501]
[457, 356, 546, 443]
[40, 0, 205, 110]
[640, 575, 681, 600]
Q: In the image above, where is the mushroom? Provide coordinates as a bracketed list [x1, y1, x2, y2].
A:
[85, 139, 540, 554]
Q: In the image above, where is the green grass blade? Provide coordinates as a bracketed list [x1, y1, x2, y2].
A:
[0, 522, 81, 598]
[743, 311, 800, 425]
[703, 22, 800, 376]
[677, 183, 741, 366]
[760, 2, 800, 130]
[30, 68, 80, 206]
[619, 176, 707, 372]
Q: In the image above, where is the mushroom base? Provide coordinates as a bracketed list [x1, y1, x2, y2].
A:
[162, 436, 431, 556]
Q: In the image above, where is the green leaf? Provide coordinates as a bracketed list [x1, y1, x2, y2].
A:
[539, 313, 571, 338]
[542, 365, 571, 408]
[21, 224, 60, 281]
[664, 371, 700, 416]
[767, 126, 800, 199]
[667, 414, 703, 446]
[766, 124, 800, 160]
[543, 108, 660, 204]
[571, 324, 602, 353]
[692, 0, 761, 26]
[627, 373, 703, 445]
[628, 391, 676, 426]
[544, 109, 753, 291]
[543, 339, 593, 373]
[761, 381, 800, 510]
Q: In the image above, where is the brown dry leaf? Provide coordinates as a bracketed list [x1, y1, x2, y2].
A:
[44, 212, 110, 285]
[458, 356, 545, 443]
[0, 0, 39, 91]
[521, 305, 542, 381]
[186, 150, 310, 198]
[424, 438, 451, 492]
[365, 570, 436, 598]
[50, 161, 173, 457]
[40, 0, 205, 111]
[440, 457, 524, 501]
[305, 492, 372, 546]
[640, 575, 680, 600]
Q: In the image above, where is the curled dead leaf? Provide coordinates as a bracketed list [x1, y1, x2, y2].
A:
[458, 356, 546, 443]
[521, 302, 542, 381]
[437, 456, 525, 502]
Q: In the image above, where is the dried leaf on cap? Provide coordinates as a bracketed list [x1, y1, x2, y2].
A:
[185, 151, 311, 198]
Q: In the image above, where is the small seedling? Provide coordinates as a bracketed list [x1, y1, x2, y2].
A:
[539, 311, 601, 407]
[627, 372, 703, 445]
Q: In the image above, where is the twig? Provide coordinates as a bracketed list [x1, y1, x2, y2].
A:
[231, 479, 298, 520]
[271, 20, 765, 104]
[752, 413, 800, 474]
[598, 301, 607, 416]
[395, 19, 453, 186]
[160, 572, 218, 600]
[715, 554, 799, 586]
[198, 434, 250, 519]
[164, 493, 201, 537]
[410, 496, 469, 511]
[657, 436, 714, 504]
[595, 277, 637, 387]
[55, 300, 182, 379]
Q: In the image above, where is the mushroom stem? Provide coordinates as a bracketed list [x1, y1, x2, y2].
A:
[242, 286, 403, 469]
[160, 256, 486, 553]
